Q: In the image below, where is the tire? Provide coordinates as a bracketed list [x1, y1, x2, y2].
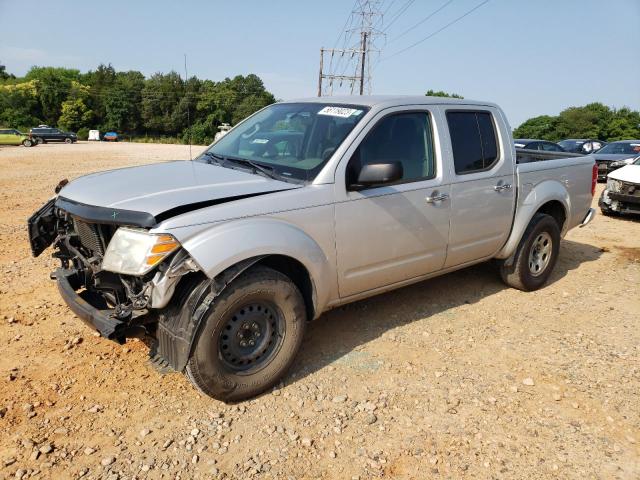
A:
[22, 139, 33, 147]
[185, 266, 307, 402]
[35, 137, 44, 145]
[499, 213, 561, 291]
[64, 137, 72, 144]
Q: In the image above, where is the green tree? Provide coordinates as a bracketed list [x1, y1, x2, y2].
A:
[102, 71, 145, 132]
[426, 89, 463, 99]
[0, 80, 40, 128]
[514, 104, 640, 142]
[141, 71, 185, 135]
[0, 63, 15, 81]
[25, 66, 80, 124]
[58, 81, 93, 131]
[513, 115, 558, 140]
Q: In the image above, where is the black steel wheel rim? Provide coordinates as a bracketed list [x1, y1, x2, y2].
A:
[218, 301, 284, 373]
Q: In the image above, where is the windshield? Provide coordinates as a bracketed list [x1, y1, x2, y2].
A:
[558, 140, 584, 150]
[597, 142, 640, 155]
[634, 157, 640, 165]
[201, 103, 369, 182]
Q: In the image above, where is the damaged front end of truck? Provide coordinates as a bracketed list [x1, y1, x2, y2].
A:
[28, 192, 203, 354]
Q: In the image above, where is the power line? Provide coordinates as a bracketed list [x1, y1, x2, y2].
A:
[318, 0, 384, 96]
[381, 0, 491, 61]
[381, 0, 416, 33]
[387, 0, 455, 43]
[382, 0, 399, 16]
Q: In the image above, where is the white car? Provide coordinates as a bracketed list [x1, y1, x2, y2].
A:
[599, 156, 640, 216]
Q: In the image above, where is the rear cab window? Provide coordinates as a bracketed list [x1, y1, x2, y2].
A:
[446, 110, 499, 174]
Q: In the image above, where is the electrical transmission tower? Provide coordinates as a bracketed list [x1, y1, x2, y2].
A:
[318, 0, 384, 96]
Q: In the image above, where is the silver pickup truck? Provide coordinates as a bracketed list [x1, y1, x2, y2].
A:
[28, 96, 597, 401]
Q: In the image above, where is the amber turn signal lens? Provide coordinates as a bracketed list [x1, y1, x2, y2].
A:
[151, 242, 179, 254]
[146, 254, 166, 266]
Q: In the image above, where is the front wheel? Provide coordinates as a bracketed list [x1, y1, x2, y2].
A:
[185, 266, 306, 402]
[498, 213, 561, 291]
[64, 137, 73, 144]
[22, 139, 34, 147]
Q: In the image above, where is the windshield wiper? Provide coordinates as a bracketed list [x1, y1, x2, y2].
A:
[224, 157, 279, 180]
[209, 153, 280, 181]
[203, 151, 225, 165]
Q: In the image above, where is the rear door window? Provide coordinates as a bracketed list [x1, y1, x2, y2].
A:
[446, 111, 499, 174]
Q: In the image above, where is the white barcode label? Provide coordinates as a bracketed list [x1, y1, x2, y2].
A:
[318, 106, 362, 118]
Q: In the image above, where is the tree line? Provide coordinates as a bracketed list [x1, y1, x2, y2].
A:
[513, 103, 639, 142]
[0, 63, 276, 144]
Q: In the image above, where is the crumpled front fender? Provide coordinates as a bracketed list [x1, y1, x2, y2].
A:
[172, 217, 334, 316]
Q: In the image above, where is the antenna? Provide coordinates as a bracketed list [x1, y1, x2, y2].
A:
[184, 53, 192, 160]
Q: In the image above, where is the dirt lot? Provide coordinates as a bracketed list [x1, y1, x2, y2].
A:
[0, 142, 638, 480]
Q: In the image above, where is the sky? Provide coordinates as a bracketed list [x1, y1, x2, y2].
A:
[0, 0, 639, 127]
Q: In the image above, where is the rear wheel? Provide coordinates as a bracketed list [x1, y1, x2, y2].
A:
[35, 137, 44, 145]
[499, 213, 560, 291]
[185, 266, 306, 402]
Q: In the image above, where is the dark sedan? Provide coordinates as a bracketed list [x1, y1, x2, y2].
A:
[592, 140, 640, 181]
[558, 139, 606, 154]
[514, 139, 566, 152]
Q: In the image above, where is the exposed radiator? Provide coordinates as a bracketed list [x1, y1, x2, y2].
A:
[74, 220, 105, 256]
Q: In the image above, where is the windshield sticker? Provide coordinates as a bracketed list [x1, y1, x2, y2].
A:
[318, 106, 363, 118]
[252, 138, 269, 144]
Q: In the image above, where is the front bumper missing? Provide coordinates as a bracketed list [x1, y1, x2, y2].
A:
[599, 189, 640, 214]
[55, 268, 145, 343]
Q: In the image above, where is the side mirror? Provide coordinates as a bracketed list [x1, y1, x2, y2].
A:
[350, 162, 403, 190]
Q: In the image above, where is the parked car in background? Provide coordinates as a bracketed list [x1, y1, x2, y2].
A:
[30, 126, 77, 144]
[599, 156, 640, 216]
[592, 140, 640, 181]
[103, 132, 119, 142]
[514, 139, 566, 152]
[214, 123, 232, 142]
[558, 139, 606, 155]
[29, 96, 596, 402]
[0, 128, 35, 147]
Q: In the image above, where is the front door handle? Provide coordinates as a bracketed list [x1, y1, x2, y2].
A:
[493, 183, 512, 192]
[425, 193, 449, 204]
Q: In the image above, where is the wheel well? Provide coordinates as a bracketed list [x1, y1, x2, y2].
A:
[254, 255, 315, 321]
[536, 200, 566, 231]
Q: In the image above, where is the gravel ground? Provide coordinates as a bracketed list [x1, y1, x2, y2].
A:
[0, 142, 638, 480]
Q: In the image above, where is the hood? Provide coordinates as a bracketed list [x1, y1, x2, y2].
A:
[592, 153, 636, 162]
[58, 160, 300, 222]
[608, 164, 640, 184]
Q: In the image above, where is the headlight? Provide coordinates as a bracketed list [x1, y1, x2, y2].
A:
[102, 227, 180, 275]
[606, 178, 622, 193]
[610, 158, 634, 168]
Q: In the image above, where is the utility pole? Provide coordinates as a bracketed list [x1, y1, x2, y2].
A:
[317, 46, 365, 97]
[317, 0, 384, 97]
[359, 32, 367, 95]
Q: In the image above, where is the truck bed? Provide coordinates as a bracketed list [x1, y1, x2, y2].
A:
[516, 153, 595, 232]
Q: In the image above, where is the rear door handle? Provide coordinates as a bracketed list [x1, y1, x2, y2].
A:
[425, 193, 449, 204]
[493, 184, 512, 192]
